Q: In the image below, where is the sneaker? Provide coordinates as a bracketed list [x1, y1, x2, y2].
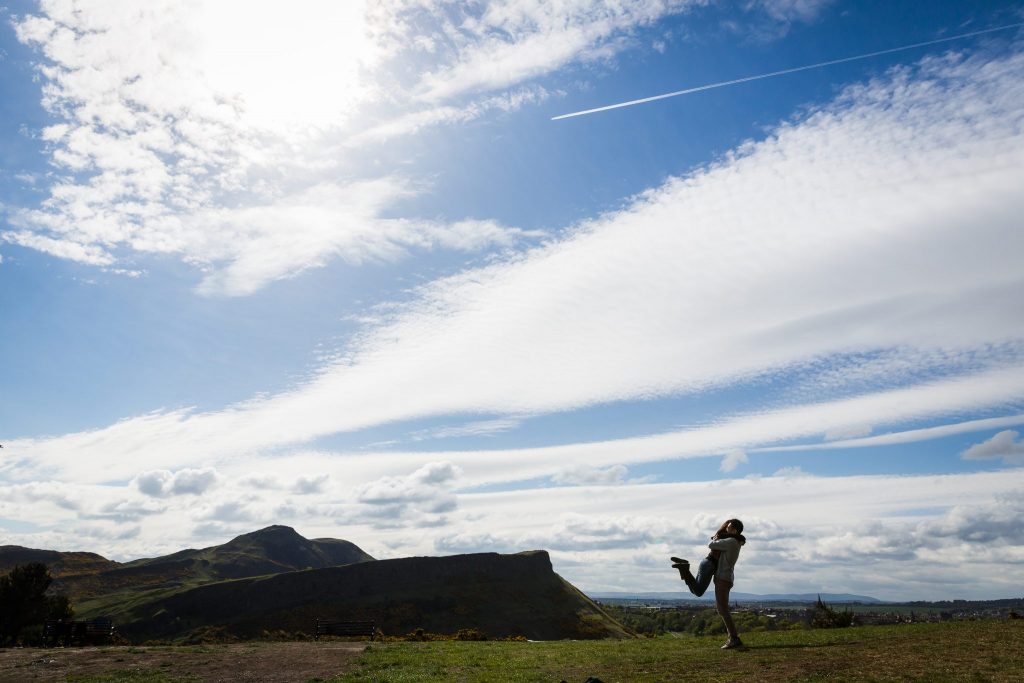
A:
[720, 637, 743, 650]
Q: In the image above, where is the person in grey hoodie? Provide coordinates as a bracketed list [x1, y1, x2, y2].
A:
[671, 518, 746, 649]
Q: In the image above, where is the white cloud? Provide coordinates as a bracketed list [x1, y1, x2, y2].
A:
[3, 47, 1024, 499]
[399, 0, 832, 102]
[961, 430, 1024, 465]
[235, 475, 274, 490]
[2, 231, 115, 266]
[0, 468, 1021, 599]
[354, 461, 462, 525]
[7, 1, 535, 296]
[757, 414, 1024, 453]
[2, 0, 916, 300]
[349, 87, 555, 145]
[747, 0, 834, 28]
[772, 466, 809, 477]
[0, 482, 81, 512]
[293, 474, 330, 495]
[178, 180, 531, 297]
[448, 471, 1024, 598]
[551, 464, 629, 486]
[135, 467, 220, 498]
[89, 499, 166, 522]
[195, 500, 263, 524]
[412, 417, 523, 442]
[8, 361, 1024, 488]
[720, 449, 748, 472]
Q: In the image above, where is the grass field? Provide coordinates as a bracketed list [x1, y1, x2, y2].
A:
[2, 620, 1020, 682]
[334, 621, 1023, 682]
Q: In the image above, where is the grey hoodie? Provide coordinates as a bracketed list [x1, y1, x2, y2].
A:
[708, 536, 742, 583]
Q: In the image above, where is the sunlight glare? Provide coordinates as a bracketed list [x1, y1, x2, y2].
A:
[193, 0, 376, 131]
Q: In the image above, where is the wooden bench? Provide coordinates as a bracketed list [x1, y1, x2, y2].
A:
[44, 618, 116, 647]
[314, 619, 376, 641]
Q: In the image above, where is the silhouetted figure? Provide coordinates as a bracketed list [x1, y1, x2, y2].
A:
[670, 518, 746, 649]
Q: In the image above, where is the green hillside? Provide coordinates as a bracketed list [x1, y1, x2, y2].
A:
[76, 550, 630, 642]
[0, 525, 375, 601]
[119, 525, 374, 581]
[4, 527, 627, 642]
[0, 545, 119, 582]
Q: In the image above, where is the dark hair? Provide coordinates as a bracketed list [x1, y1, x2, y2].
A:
[715, 519, 746, 544]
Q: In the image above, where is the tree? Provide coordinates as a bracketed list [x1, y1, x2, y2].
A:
[809, 595, 854, 629]
[0, 563, 74, 646]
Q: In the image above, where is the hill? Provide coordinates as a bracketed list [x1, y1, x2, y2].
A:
[3, 527, 627, 641]
[76, 550, 630, 641]
[0, 546, 119, 580]
[0, 525, 374, 600]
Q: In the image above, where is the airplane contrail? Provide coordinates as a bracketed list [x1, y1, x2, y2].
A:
[552, 22, 1024, 120]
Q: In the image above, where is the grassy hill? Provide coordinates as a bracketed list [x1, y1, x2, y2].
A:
[76, 550, 630, 642]
[4, 526, 627, 642]
[0, 546, 119, 583]
[0, 525, 374, 601]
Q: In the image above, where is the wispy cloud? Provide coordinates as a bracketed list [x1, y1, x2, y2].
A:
[5, 47, 1024, 482]
[402, 0, 835, 102]
[551, 464, 635, 486]
[5, 1, 538, 296]
[349, 87, 555, 146]
[4, 0, 851, 295]
[8, 363, 1024, 488]
[757, 415, 1024, 453]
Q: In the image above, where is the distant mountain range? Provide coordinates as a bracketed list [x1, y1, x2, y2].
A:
[590, 591, 886, 604]
[0, 525, 628, 641]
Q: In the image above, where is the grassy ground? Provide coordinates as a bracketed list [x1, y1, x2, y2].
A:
[3, 620, 1020, 682]
[334, 620, 1024, 682]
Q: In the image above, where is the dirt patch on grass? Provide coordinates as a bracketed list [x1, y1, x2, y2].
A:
[0, 642, 365, 682]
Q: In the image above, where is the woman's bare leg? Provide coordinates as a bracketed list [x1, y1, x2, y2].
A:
[714, 576, 739, 641]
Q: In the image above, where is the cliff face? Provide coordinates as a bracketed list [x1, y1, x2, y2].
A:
[85, 550, 631, 641]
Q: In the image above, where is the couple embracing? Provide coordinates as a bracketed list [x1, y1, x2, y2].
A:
[671, 518, 746, 650]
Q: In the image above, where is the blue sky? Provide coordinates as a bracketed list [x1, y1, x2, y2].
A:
[1, 0, 1023, 601]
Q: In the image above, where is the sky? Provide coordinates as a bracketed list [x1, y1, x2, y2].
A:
[1, 0, 1023, 602]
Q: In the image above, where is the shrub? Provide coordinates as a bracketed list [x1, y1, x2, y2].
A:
[455, 628, 487, 641]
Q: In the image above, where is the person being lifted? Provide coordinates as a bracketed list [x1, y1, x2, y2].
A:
[671, 518, 746, 649]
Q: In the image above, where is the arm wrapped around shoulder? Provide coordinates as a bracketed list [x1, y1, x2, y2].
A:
[708, 536, 741, 551]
